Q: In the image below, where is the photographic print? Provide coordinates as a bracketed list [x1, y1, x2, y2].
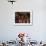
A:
[15, 10, 32, 26]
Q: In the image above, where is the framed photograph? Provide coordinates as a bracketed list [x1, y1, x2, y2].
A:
[14, 10, 32, 26]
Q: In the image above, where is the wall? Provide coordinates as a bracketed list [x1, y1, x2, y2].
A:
[0, 0, 46, 42]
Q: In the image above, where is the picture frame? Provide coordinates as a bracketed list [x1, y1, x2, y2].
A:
[14, 10, 32, 26]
